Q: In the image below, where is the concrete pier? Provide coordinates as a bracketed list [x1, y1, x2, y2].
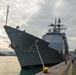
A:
[72, 60, 76, 75]
[35, 60, 72, 75]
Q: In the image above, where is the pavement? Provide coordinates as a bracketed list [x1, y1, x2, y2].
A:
[72, 60, 76, 75]
[35, 60, 72, 75]
[67, 62, 72, 75]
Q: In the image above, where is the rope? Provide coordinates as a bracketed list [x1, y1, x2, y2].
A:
[35, 40, 45, 68]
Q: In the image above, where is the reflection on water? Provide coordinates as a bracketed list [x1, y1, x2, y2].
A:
[0, 56, 42, 75]
[20, 68, 42, 75]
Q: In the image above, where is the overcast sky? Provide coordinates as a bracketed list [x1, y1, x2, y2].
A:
[0, 0, 76, 51]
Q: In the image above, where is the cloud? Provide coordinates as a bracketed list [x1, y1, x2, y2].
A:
[0, 0, 76, 51]
[68, 37, 76, 50]
[24, 0, 56, 37]
[0, 0, 46, 50]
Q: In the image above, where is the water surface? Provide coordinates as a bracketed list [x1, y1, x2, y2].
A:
[0, 56, 42, 75]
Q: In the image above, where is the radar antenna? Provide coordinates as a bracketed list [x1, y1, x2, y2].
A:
[57, 18, 62, 33]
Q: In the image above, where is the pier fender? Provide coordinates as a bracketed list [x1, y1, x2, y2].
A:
[43, 67, 50, 73]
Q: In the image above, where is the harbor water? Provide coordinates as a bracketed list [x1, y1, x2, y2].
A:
[0, 56, 42, 75]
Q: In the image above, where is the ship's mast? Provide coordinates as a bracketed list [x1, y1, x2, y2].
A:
[48, 18, 57, 33]
[5, 5, 9, 26]
[48, 18, 67, 33]
[53, 18, 57, 33]
[57, 18, 62, 33]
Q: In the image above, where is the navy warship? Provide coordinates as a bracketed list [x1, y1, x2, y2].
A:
[4, 6, 69, 69]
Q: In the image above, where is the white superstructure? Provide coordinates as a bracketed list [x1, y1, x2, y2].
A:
[42, 18, 68, 54]
[42, 34, 65, 52]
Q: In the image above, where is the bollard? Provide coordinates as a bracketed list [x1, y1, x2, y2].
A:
[43, 67, 50, 73]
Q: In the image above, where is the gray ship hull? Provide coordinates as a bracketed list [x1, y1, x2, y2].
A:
[4, 26, 64, 69]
